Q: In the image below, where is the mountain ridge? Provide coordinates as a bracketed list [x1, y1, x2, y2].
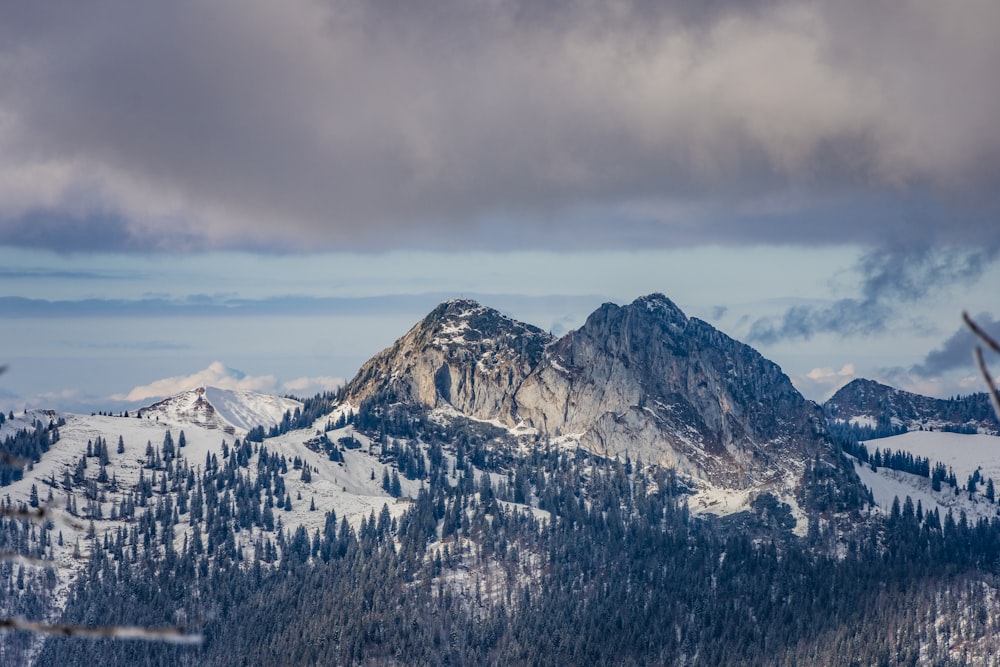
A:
[825, 377, 1000, 437]
[345, 293, 835, 491]
[134, 386, 303, 435]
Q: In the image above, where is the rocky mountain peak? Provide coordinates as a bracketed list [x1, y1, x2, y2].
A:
[343, 300, 553, 420]
[344, 294, 837, 492]
[512, 295, 828, 486]
[417, 298, 549, 350]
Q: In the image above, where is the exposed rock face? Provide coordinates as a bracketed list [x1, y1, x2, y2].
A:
[343, 299, 553, 421]
[345, 294, 834, 488]
[825, 378, 1000, 434]
[515, 295, 829, 484]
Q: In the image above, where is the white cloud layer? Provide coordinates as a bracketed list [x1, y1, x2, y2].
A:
[112, 361, 343, 403]
[792, 363, 859, 401]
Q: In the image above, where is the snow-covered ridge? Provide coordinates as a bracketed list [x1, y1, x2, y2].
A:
[135, 386, 302, 434]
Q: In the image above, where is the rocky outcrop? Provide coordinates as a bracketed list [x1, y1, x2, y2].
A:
[343, 299, 553, 421]
[344, 294, 834, 488]
[514, 295, 829, 484]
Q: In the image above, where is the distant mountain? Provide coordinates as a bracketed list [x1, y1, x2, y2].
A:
[135, 386, 302, 435]
[824, 378, 1000, 438]
[346, 294, 835, 490]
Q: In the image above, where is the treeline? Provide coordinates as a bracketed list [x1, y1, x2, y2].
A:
[246, 392, 339, 442]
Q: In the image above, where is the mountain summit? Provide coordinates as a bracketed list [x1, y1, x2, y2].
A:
[345, 294, 834, 490]
[136, 386, 302, 435]
[343, 298, 553, 421]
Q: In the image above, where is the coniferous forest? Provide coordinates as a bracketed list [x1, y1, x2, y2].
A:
[0, 397, 998, 665]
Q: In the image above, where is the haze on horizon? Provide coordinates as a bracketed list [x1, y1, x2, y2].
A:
[0, 0, 998, 412]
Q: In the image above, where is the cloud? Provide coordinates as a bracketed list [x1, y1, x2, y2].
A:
[0, 1, 998, 252]
[280, 376, 344, 398]
[110, 362, 345, 404]
[879, 367, 992, 401]
[112, 362, 277, 402]
[748, 298, 891, 344]
[791, 363, 859, 401]
[911, 312, 1000, 377]
[747, 245, 997, 344]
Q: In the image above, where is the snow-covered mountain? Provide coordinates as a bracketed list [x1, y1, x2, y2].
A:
[6, 297, 1000, 665]
[135, 386, 302, 435]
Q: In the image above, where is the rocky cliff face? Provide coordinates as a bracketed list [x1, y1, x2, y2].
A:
[345, 295, 834, 489]
[343, 299, 553, 421]
[514, 295, 829, 485]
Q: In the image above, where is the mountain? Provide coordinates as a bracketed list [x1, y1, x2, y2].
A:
[346, 294, 834, 491]
[9, 297, 1000, 666]
[135, 386, 302, 435]
[825, 378, 1000, 437]
[344, 298, 553, 422]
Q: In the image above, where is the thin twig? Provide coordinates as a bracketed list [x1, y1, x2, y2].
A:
[0, 452, 31, 467]
[0, 504, 85, 531]
[965, 311, 1000, 354]
[0, 617, 203, 644]
[0, 550, 52, 567]
[0, 506, 48, 522]
[974, 346, 1000, 421]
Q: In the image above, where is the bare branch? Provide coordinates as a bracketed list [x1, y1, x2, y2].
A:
[0, 504, 85, 532]
[965, 312, 1000, 421]
[0, 550, 53, 567]
[965, 311, 1000, 354]
[0, 506, 48, 522]
[0, 617, 203, 644]
[974, 346, 1000, 421]
[0, 452, 31, 467]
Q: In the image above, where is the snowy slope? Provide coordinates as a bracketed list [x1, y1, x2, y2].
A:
[135, 386, 301, 435]
[203, 387, 301, 432]
[1, 389, 549, 659]
[866, 431, 1000, 485]
[855, 430, 1000, 521]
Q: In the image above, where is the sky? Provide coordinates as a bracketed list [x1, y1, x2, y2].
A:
[0, 0, 998, 413]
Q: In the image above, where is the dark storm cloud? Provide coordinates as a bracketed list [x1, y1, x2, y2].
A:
[747, 245, 997, 344]
[0, 0, 999, 252]
[912, 313, 1000, 377]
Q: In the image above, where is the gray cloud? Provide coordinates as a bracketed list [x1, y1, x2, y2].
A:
[0, 1, 998, 252]
[747, 245, 998, 344]
[912, 312, 1000, 377]
[747, 298, 891, 345]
